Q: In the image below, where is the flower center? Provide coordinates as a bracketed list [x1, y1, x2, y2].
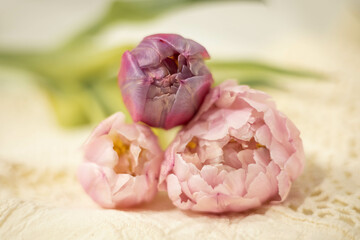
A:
[226, 138, 265, 151]
[145, 53, 195, 100]
[111, 135, 135, 176]
[183, 136, 267, 171]
[166, 55, 179, 73]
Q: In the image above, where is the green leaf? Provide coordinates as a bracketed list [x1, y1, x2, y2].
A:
[208, 60, 325, 88]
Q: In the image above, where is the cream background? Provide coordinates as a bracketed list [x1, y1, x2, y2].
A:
[0, 1, 360, 239]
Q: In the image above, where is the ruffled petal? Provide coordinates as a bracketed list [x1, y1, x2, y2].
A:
[118, 52, 149, 122]
[165, 75, 212, 129]
[83, 136, 117, 167]
[77, 163, 114, 208]
[146, 34, 210, 59]
[245, 172, 272, 203]
[188, 175, 213, 194]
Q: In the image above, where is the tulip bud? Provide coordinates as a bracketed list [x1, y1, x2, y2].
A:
[118, 34, 213, 129]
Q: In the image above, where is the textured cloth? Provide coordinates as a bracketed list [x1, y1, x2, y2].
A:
[1, 41, 360, 239]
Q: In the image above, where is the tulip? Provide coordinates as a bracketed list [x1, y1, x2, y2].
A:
[78, 112, 163, 208]
[118, 33, 213, 129]
[159, 80, 305, 213]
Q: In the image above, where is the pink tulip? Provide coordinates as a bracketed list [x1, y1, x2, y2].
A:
[78, 112, 163, 208]
[159, 80, 305, 213]
[118, 33, 213, 129]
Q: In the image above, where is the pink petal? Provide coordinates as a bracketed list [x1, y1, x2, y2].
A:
[166, 174, 182, 202]
[197, 141, 223, 161]
[133, 175, 154, 202]
[265, 161, 281, 198]
[254, 124, 272, 147]
[192, 194, 219, 212]
[238, 149, 255, 169]
[269, 138, 290, 168]
[245, 163, 265, 189]
[253, 148, 271, 168]
[225, 196, 261, 212]
[180, 180, 194, 200]
[245, 172, 273, 203]
[188, 175, 213, 194]
[223, 84, 249, 94]
[284, 153, 304, 180]
[85, 112, 125, 142]
[167, 174, 195, 210]
[83, 136, 117, 167]
[277, 171, 291, 201]
[77, 163, 114, 208]
[264, 108, 289, 143]
[173, 154, 192, 182]
[112, 174, 132, 195]
[129, 144, 141, 166]
[222, 169, 246, 196]
[229, 123, 253, 141]
[223, 146, 242, 169]
[200, 165, 219, 188]
[189, 85, 220, 124]
[113, 124, 139, 142]
[215, 89, 237, 109]
[224, 108, 253, 130]
[242, 97, 270, 112]
[159, 140, 180, 189]
[112, 176, 135, 204]
[195, 108, 252, 141]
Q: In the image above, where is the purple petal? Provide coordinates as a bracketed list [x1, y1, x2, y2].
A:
[146, 33, 210, 59]
[118, 51, 149, 122]
[164, 75, 212, 129]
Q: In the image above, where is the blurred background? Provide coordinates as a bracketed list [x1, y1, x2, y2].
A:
[0, 0, 359, 157]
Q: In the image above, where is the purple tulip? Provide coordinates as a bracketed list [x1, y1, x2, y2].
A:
[118, 34, 213, 129]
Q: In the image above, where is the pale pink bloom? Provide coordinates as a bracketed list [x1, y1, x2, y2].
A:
[78, 112, 163, 208]
[118, 33, 213, 129]
[159, 80, 305, 213]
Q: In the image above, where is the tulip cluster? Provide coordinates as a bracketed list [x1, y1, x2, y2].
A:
[78, 34, 305, 213]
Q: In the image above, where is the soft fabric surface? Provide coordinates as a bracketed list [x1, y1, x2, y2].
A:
[1, 39, 360, 240]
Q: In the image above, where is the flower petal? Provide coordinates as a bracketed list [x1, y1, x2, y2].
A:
[188, 175, 213, 194]
[83, 136, 117, 167]
[277, 171, 291, 201]
[245, 172, 272, 203]
[77, 163, 114, 208]
[118, 51, 149, 122]
[165, 75, 212, 129]
[146, 34, 210, 59]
